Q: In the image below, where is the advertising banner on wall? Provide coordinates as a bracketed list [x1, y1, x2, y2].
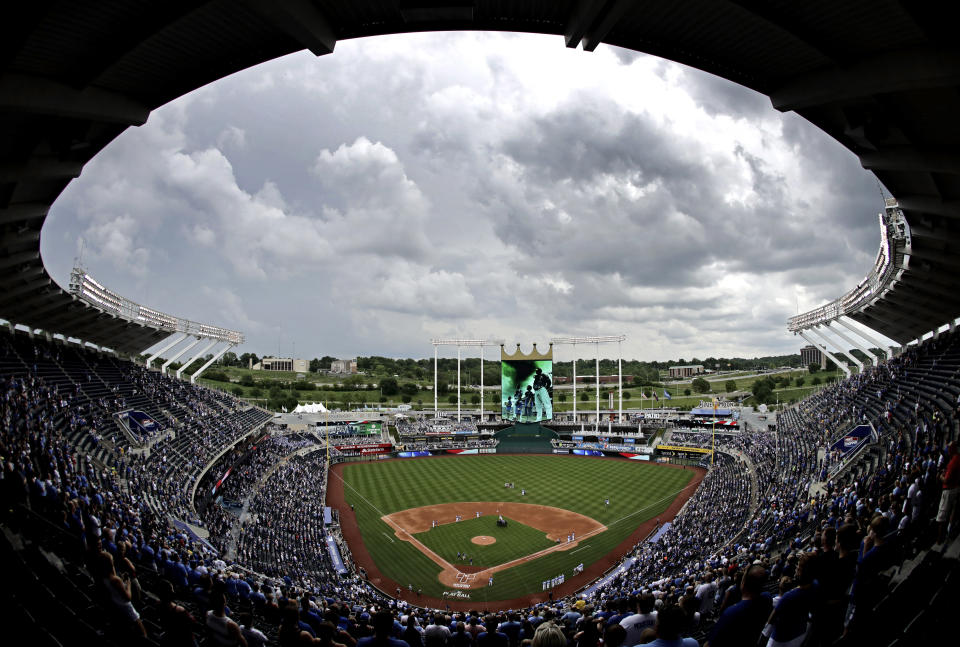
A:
[334, 443, 392, 456]
[656, 444, 713, 458]
[828, 424, 873, 458]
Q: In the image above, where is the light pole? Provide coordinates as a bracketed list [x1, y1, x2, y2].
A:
[552, 335, 626, 432]
[431, 338, 505, 421]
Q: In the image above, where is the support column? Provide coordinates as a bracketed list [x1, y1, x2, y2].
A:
[434, 344, 438, 419]
[191, 343, 233, 383]
[799, 330, 851, 378]
[176, 339, 218, 380]
[595, 343, 600, 433]
[480, 345, 484, 421]
[618, 340, 623, 423]
[825, 321, 875, 368]
[815, 325, 864, 373]
[146, 333, 187, 369]
[572, 345, 577, 423]
[457, 344, 461, 423]
[161, 337, 201, 375]
[834, 318, 891, 362]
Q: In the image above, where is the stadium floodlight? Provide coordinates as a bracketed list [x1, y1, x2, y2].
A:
[551, 335, 627, 430]
[70, 266, 244, 346]
[430, 338, 504, 421]
[788, 201, 911, 335]
[551, 335, 626, 344]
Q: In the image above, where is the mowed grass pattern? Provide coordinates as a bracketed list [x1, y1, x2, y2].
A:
[416, 516, 556, 567]
[338, 455, 693, 601]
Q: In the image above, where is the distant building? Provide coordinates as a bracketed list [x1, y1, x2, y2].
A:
[330, 358, 358, 374]
[554, 375, 632, 384]
[800, 345, 826, 369]
[251, 357, 308, 372]
[669, 365, 705, 379]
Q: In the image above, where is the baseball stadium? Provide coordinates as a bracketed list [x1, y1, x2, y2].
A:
[2, 3, 960, 647]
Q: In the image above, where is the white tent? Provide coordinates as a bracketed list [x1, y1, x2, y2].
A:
[292, 402, 328, 414]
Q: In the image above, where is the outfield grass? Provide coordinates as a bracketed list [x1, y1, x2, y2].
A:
[416, 516, 555, 567]
[339, 455, 693, 601]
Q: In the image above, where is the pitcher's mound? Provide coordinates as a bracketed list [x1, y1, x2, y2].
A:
[471, 535, 496, 545]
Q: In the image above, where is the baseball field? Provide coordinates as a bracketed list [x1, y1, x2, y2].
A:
[327, 455, 700, 608]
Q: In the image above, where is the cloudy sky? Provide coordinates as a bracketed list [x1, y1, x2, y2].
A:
[41, 32, 888, 361]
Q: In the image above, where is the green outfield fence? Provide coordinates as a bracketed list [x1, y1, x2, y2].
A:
[493, 423, 558, 453]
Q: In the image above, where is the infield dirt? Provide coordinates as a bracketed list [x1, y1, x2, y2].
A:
[381, 501, 606, 589]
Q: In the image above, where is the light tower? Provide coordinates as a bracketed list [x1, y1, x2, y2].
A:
[430, 339, 504, 421]
[551, 335, 626, 431]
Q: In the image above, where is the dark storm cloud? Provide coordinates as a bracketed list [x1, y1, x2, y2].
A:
[500, 99, 696, 185]
[40, 32, 892, 360]
[780, 111, 884, 244]
[486, 94, 864, 295]
[611, 46, 643, 66]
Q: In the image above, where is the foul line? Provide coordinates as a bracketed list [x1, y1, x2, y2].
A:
[570, 544, 591, 554]
[330, 469, 390, 519]
[331, 469, 458, 574]
[381, 532, 395, 543]
[603, 478, 704, 531]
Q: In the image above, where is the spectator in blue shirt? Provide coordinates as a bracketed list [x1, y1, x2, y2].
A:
[763, 553, 817, 647]
[644, 605, 698, 647]
[357, 611, 411, 647]
[498, 612, 522, 647]
[476, 616, 509, 647]
[705, 564, 771, 647]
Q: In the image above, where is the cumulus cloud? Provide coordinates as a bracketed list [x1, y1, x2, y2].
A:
[217, 125, 246, 150]
[42, 31, 886, 360]
[311, 137, 431, 260]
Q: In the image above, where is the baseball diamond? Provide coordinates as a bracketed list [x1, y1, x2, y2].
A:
[327, 454, 702, 609]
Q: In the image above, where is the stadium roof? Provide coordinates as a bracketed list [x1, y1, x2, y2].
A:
[1, 1, 959, 351]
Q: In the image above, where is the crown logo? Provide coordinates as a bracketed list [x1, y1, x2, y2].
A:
[501, 343, 553, 361]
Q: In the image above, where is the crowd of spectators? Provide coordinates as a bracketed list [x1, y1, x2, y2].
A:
[201, 433, 319, 554]
[401, 438, 498, 451]
[3, 327, 960, 646]
[396, 418, 480, 436]
[235, 451, 343, 592]
[551, 440, 644, 453]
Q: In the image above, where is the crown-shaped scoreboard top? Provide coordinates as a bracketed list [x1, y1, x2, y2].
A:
[500, 343, 553, 361]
